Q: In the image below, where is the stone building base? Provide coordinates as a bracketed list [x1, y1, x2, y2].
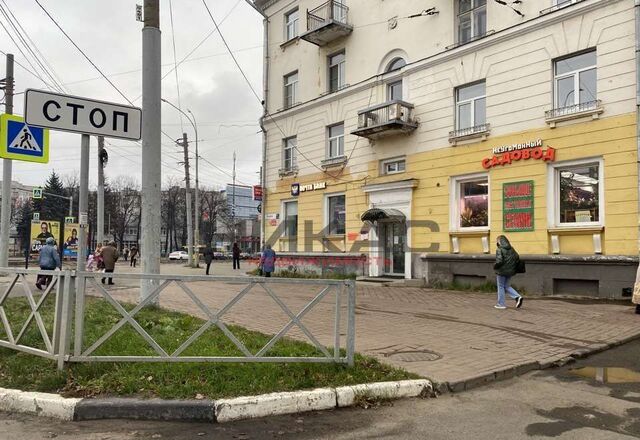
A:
[272, 253, 368, 278]
[421, 253, 638, 299]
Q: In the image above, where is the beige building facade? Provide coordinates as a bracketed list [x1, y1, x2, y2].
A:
[253, 0, 640, 298]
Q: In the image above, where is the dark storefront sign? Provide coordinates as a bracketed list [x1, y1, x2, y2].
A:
[503, 181, 534, 232]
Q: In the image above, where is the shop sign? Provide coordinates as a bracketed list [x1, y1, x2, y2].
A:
[482, 139, 555, 169]
[291, 181, 326, 196]
[503, 181, 534, 232]
[253, 185, 263, 201]
[266, 213, 279, 226]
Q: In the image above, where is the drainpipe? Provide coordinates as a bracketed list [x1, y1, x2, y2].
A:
[636, 0, 640, 254]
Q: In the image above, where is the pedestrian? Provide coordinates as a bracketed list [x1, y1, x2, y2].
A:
[232, 242, 241, 270]
[259, 244, 276, 278]
[95, 244, 104, 271]
[100, 241, 119, 285]
[123, 246, 129, 262]
[129, 245, 138, 268]
[36, 237, 60, 290]
[633, 263, 640, 315]
[203, 245, 214, 275]
[493, 235, 524, 310]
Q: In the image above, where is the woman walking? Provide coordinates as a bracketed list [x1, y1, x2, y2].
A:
[36, 237, 60, 290]
[633, 263, 640, 314]
[494, 235, 524, 310]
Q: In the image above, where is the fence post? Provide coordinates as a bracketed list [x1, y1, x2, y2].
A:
[51, 272, 65, 356]
[346, 279, 356, 367]
[333, 284, 341, 362]
[74, 271, 86, 357]
[57, 271, 74, 371]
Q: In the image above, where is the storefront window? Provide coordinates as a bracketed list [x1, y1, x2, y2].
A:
[558, 163, 600, 224]
[458, 178, 489, 228]
[327, 194, 346, 235]
[284, 201, 298, 237]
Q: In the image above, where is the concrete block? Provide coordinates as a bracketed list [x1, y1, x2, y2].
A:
[74, 398, 214, 422]
[335, 380, 431, 407]
[0, 388, 79, 421]
[215, 388, 336, 423]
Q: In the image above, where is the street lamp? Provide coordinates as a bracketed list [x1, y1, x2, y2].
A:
[161, 98, 200, 267]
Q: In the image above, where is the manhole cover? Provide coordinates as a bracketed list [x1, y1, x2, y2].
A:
[386, 350, 442, 362]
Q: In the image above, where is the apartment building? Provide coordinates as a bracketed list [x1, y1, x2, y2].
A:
[253, 0, 639, 297]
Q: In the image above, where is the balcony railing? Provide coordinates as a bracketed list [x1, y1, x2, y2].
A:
[351, 101, 418, 139]
[540, 0, 585, 15]
[449, 123, 491, 143]
[545, 100, 602, 121]
[301, 1, 353, 46]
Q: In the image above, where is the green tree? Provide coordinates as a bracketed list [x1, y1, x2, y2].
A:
[14, 198, 33, 253]
[39, 171, 67, 222]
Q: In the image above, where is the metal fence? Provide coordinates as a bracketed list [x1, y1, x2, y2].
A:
[0, 268, 356, 369]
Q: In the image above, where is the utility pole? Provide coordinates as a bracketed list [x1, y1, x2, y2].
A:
[232, 151, 236, 245]
[140, 0, 161, 302]
[97, 136, 105, 246]
[188, 109, 200, 267]
[0, 54, 14, 269]
[180, 133, 194, 266]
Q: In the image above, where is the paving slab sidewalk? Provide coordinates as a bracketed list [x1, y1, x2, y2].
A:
[92, 266, 640, 391]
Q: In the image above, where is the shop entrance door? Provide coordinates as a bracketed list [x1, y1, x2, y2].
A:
[383, 222, 405, 276]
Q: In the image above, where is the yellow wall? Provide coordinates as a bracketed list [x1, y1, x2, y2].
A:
[265, 113, 638, 256]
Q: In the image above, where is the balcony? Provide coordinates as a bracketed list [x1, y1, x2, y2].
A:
[351, 101, 418, 140]
[301, 1, 353, 47]
[545, 100, 603, 128]
[449, 123, 491, 144]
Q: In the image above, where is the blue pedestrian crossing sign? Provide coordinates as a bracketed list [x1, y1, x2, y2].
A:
[0, 114, 49, 164]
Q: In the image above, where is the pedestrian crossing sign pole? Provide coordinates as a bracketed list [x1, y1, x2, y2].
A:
[0, 114, 49, 163]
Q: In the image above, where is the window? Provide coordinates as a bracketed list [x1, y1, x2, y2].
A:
[328, 52, 346, 93]
[388, 80, 403, 101]
[327, 194, 346, 235]
[382, 157, 406, 175]
[283, 201, 298, 238]
[554, 0, 578, 6]
[386, 58, 406, 72]
[452, 175, 489, 229]
[327, 124, 344, 158]
[554, 50, 597, 109]
[284, 8, 299, 41]
[458, 0, 486, 44]
[283, 137, 297, 172]
[552, 160, 602, 225]
[456, 81, 486, 130]
[283, 71, 298, 109]
[332, 0, 347, 23]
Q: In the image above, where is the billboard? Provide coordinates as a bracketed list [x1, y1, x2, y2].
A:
[30, 220, 60, 254]
[63, 223, 80, 258]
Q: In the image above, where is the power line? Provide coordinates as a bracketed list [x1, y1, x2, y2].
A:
[168, 0, 184, 133]
[0, 49, 55, 89]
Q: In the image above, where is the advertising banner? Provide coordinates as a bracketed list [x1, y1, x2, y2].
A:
[63, 223, 80, 258]
[30, 220, 60, 254]
[503, 181, 535, 232]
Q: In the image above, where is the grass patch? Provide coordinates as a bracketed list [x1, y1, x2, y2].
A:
[246, 268, 357, 280]
[0, 297, 415, 400]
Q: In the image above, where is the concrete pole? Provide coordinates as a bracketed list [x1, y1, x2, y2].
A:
[140, 0, 161, 302]
[189, 109, 200, 267]
[77, 134, 90, 273]
[181, 133, 194, 266]
[97, 136, 105, 246]
[0, 54, 14, 269]
[232, 151, 236, 245]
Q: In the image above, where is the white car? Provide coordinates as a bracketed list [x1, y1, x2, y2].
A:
[168, 251, 189, 261]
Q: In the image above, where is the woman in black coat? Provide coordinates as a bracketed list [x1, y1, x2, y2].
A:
[494, 235, 524, 310]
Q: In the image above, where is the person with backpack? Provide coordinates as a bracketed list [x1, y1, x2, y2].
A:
[36, 237, 60, 290]
[493, 235, 524, 310]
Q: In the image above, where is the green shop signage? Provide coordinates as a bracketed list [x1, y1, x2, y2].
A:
[503, 181, 534, 232]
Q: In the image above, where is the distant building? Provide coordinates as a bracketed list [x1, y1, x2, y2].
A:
[0, 181, 36, 256]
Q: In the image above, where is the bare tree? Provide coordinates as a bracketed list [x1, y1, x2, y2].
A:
[107, 176, 141, 249]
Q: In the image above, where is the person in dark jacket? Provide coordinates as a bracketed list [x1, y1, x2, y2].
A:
[203, 245, 214, 275]
[494, 235, 523, 310]
[232, 243, 241, 270]
[36, 237, 60, 290]
[101, 241, 119, 285]
[129, 246, 138, 268]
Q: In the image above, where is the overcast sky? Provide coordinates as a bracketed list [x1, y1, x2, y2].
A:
[0, 0, 263, 190]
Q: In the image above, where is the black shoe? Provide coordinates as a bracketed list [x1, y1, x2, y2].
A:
[516, 297, 524, 309]
[108, 282, 114, 285]
[35, 283, 42, 291]
[101, 279, 105, 284]
[636, 304, 640, 315]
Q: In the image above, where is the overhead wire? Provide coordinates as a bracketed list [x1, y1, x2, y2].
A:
[168, 0, 184, 133]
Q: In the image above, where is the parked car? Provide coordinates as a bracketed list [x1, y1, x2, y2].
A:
[213, 251, 225, 259]
[168, 251, 189, 261]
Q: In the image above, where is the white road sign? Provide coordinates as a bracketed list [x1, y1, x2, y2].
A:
[24, 89, 142, 140]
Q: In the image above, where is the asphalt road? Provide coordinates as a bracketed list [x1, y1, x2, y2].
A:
[2, 337, 640, 439]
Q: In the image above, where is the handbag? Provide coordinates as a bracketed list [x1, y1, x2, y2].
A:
[516, 259, 526, 274]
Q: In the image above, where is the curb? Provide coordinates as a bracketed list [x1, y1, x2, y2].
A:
[0, 380, 432, 423]
[434, 334, 640, 394]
